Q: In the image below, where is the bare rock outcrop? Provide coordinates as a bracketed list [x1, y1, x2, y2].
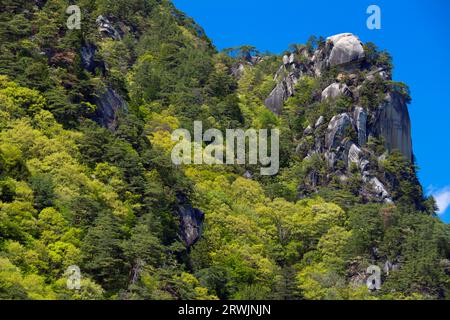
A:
[260, 33, 413, 203]
[265, 81, 288, 114]
[96, 15, 122, 40]
[80, 17, 129, 130]
[176, 194, 205, 247]
[373, 92, 412, 161]
[325, 113, 354, 150]
[321, 83, 352, 101]
[264, 33, 364, 114]
[264, 53, 302, 114]
[326, 33, 365, 67]
[354, 107, 368, 146]
[94, 88, 128, 130]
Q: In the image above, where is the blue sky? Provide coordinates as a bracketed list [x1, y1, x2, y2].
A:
[173, 0, 450, 222]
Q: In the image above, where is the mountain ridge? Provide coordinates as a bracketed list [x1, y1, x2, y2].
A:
[0, 0, 448, 300]
[252, 32, 414, 205]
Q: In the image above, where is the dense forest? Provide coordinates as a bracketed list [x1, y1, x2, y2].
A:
[0, 0, 449, 300]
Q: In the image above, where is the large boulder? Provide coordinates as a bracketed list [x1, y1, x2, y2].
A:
[285, 72, 299, 97]
[327, 33, 365, 67]
[321, 83, 352, 101]
[264, 53, 303, 114]
[373, 92, 412, 160]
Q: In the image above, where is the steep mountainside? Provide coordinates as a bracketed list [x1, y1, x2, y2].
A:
[0, 0, 449, 300]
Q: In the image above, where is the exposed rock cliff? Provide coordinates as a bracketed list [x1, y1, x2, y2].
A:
[80, 16, 128, 130]
[96, 15, 122, 40]
[262, 33, 413, 203]
[322, 83, 352, 101]
[373, 92, 412, 160]
[176, 194, 205, 247]
[264, 33, 364, 113]
[326, 33, 365, 67]
[94, 87, 128, 130]
[264, 52, 302, 114]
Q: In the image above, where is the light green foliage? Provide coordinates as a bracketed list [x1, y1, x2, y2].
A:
[0, 0, 448, 301]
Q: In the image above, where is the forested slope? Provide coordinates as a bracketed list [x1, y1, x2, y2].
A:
[0, 0, 448, 300]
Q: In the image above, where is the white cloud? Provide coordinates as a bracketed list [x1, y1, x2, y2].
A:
[432, 187, 450, 215]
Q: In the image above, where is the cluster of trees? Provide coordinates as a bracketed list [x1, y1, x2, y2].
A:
[0, 0, 449, 300]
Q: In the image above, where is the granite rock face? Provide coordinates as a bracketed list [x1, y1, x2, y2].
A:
[264, 33, 364, 114]
[80, 18, 128, 130]
[264, 53, 302, 114]
[373, 92, 412, 161]
[176, 194, 205, 247]
[347, 143, 362, 167]
[80, 44, 127, 129]
[231, 63, 246, 79]
[326, 33, 365, 67]
[325, 113, 354, 149]
[265, 81, 288, 114]
[94, 88, 128, 130]
[366, 177, 392, 203]
[81, 44, 102, 73]
[321, 83, 352, 101]
[354, 107, 368, 146]
[178, 206, 204, 247]
[96, 15, 122, 40]
[315, 116, 325, 128]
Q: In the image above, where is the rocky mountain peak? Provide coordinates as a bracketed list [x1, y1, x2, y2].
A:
[326, 33, 365, 67]
[262, 33, 413, 203]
